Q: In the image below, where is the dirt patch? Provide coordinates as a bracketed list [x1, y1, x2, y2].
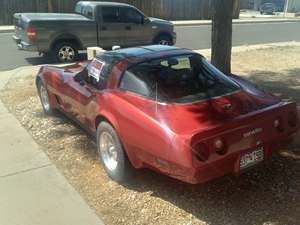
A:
[1, 46, 300, 225]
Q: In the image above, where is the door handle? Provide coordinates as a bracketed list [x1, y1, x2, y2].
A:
[102, 26, 107, 30]
[125, 25, 131, 30]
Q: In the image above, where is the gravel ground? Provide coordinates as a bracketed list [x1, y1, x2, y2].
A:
[1, 46, 300, 225]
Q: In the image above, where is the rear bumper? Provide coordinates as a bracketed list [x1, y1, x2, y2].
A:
[194, 133, 296, 183]
[170, 132, 297, 184]
[12, 35, 37, 51]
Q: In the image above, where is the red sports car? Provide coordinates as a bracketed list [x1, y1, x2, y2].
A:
[36, 45, 299, 184]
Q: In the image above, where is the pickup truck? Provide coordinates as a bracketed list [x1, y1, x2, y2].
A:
[13, 1, 176, 62]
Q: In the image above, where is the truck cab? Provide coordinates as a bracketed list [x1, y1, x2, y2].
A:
[13, 1, 176, 62]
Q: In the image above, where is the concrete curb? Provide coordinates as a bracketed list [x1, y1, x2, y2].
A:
[0, 26, 14, 33]
[0, 29, 14, 34]
[173, 18, 300, 26]
[193, 41, 300, 58]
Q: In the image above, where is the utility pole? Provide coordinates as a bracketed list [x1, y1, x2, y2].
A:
[284, 0, 289, 17]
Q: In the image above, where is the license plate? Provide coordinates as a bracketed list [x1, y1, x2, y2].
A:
[240, 147, 264, 170]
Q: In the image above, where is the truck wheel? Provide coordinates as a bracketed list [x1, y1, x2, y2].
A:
[37, 80, 55, 115]
[154, 34, 173, 45]
[96, 121, 133, 183]
[53, 42, 78, 63]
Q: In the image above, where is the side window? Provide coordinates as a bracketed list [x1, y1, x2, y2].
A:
[119, 71, 150, 97]
[102, 7, 120, 23]
[160, 57, 191, 70]
[120, 7, 143, 24]
[82, 6, 93, 19]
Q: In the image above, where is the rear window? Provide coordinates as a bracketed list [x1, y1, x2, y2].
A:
[75, 4, 93, 19]
[119, 54, 240, 104]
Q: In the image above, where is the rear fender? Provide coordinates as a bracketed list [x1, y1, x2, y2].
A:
[96, 110, 144, 168]
[36, 67, 61, 109]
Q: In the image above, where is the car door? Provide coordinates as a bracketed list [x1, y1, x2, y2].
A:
[119, 7, 153, 46]
[97, 6, 127, 48]
[63, 59, 107, 131]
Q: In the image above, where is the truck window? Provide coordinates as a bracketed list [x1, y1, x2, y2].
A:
[102, 7, 120, 23]
[120, 7, 144, 24]
[75, 5, 82, 14]
[82, 6, 94, 19]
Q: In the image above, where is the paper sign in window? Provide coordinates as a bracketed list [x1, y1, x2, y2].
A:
[88, 59, 105, 82]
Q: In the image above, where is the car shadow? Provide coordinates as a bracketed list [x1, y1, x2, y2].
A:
[25, 53, 87, 65]
[119, 68, 300, 225]
[122, 153, 300, 225]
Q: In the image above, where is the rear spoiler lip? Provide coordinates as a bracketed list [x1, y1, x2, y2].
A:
[236, 101, 296, 120]
[190, 101, 299, 143]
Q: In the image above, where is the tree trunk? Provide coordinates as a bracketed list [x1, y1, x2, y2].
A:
[48, 0, 53, 13]
[233, 0, 240, 19]
[211, 0, 234, 75]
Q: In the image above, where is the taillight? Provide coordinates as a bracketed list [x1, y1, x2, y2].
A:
[288, 112, 297, 128]
[26, 26, 37, 41]
[191, 143, 210, 162]
[214, 138, 227, 155]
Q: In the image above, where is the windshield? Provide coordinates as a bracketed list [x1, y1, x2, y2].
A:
[120, 54, 240, 103]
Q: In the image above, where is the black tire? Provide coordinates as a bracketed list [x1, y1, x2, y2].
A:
[53, 41, 79, 63]
[37, 80, 54, 115]
[154, 34, 173, 46]
[96, 121, 133, 182]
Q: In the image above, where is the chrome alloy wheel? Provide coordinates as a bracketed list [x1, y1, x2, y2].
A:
[40, 85, 50, 111]
[159, 39, 170, 45]
[58, 46, 75, 62]
[99, 131, 118, 171]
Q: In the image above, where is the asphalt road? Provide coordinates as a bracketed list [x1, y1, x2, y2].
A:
[1, 21, 300, 71]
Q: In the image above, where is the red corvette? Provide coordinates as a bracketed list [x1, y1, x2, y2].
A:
[36, 45, 299, 184]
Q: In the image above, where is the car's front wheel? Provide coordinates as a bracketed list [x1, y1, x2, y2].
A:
[37, 80, 54, 115]
[53, 42, 79, 63]
[96, 121, 133, 182]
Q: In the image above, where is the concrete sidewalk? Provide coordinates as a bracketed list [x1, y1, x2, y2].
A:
[0, 25, 14, 33]
[0, 70, 104, 225]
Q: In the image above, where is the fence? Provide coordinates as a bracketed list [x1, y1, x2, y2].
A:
[0, 0, 214, 25]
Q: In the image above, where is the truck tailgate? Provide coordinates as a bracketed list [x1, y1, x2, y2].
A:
[13, 13, 29, 43]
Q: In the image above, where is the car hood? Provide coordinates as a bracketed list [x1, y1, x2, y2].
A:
[149, 17, 173, 26]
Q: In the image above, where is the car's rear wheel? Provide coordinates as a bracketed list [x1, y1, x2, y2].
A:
[53, 42, 78, 63]
[154, 34, 173, 46]
[96, 121, 133, 182]
[37, 80, 54, 115]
